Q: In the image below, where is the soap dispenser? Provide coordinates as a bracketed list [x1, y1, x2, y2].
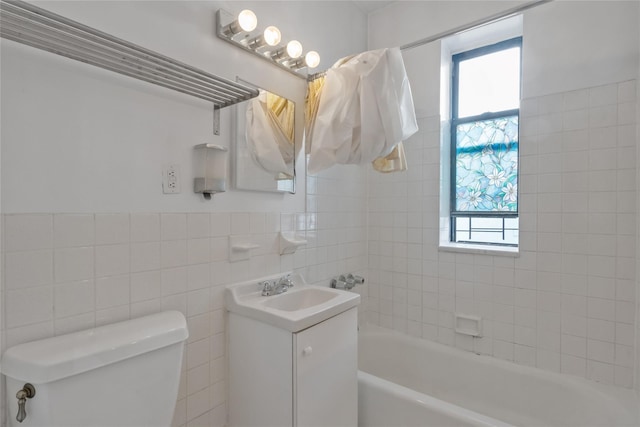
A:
[194, 143, 228, 200]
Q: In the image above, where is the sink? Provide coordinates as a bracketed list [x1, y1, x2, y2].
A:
[263, 288, 337, 311]
[225, 273, 360, 332]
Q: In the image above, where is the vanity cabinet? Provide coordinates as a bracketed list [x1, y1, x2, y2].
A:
[228, 307, 358, 427]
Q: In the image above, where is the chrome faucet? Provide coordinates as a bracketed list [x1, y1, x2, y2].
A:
[330, 273, 364, 290]
[274, 274, 293, 294]
[261, 274, 294, 296]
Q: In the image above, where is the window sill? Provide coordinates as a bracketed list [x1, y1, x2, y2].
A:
[439, 242, 519, 257]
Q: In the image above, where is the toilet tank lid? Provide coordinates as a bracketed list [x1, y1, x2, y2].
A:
[1, 311, 189, 384]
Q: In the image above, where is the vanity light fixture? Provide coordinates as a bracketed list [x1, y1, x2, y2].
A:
[246, 26, 281, 50]
[286, 40, 303, 59]
[305, 51, 321, 69]
[289, 50, 321, 70]
[221, 9, 257, 37]
[216, 9, 321, 78]
[270, 40, 302, 62]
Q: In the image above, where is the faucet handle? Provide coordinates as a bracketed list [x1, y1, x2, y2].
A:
[330, 277, 348, 289]
[278, 274, 293, 288]
[260, 280, 273, 296]
[346, 274, 365, 284]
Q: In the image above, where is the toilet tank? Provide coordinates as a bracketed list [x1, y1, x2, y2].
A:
[2, 311, 188, 427]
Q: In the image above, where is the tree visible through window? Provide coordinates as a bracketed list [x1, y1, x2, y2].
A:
[451, 37, 521, 246]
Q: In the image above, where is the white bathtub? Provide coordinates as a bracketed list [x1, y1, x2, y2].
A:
[358, 326, 639, 427]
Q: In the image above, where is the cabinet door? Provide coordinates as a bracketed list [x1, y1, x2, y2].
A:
[294, 308, 358, 427]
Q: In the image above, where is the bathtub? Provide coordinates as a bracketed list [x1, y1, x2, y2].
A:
[358, 326, 639, 427]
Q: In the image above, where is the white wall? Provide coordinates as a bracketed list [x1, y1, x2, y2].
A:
[367, 0, 639, 386]
[636, 0, 640, 399]
[370, 1, 639, 98]
[522, 1, 639, 98]
[0, 2, 368, 426]
[2, 0, 367, 213]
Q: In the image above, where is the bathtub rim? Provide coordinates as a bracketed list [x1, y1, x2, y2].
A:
[359, 324, 639, 425]
[358, 370, 515, 427]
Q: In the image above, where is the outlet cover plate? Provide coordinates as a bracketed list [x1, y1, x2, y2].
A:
[162, 164, 181, 194]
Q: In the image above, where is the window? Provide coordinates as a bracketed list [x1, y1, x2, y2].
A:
[450, 37, 521, 247]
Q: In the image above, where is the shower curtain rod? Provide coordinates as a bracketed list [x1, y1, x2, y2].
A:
[307, 0, 552, 81]
[399, 0, 552, 51]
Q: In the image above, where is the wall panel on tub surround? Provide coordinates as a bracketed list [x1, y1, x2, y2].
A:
[366, 0, 639, 387]
[367, 80, 638, 387]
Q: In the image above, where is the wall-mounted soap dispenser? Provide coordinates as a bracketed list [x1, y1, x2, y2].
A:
[194, 144, 228, 200]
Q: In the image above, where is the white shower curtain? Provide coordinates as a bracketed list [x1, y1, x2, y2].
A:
[307, 47, 418, 174]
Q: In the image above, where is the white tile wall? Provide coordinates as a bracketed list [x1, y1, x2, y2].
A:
[0, 84, 632, 426]
[366, 80, 637, 387]
[1, 211, 329, 427]
[304, 162, 368, 289]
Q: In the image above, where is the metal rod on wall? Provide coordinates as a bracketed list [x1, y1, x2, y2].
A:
[399, 0, 552, 52]
[307, 0, 552, 81]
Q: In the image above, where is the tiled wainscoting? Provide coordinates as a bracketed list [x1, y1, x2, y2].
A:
[0, 209, 367, 427]
[2, 212, 291, 426]
[367, 81, 637, 387]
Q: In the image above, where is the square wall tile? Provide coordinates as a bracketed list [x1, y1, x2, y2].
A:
[95, 214, 130, 245]
[210, 213, 230, 237]
[131, 270, 162, 303]
[131, 213, 160, 242]
[5, 214, 52, 252]
[188, 214, 210, 239]
[162, 266, 188, 296]
[162, 214, 188, 241]
[588, 84, 617, 107]
[96, 275, 130, 310]
[131, 242, 161, 272]
[95, 244, 130, 277]
[55, 247, 94, 283]
[54, 214, 94, 248]
[5, 250, 53, 290]
[231, 213, 250, 235]
[6, 286, 54, 328]
[188, 238, 211, 265]
[162, 240, 188, 268]
[54, 280, 95, 318]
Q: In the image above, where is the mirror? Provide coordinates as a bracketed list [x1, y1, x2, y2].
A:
[233, 80, 296, 193]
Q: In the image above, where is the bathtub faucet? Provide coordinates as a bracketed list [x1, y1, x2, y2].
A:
[330, 274, 364, 290]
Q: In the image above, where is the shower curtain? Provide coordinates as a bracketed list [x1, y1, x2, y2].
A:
[306, 47, 418, 174]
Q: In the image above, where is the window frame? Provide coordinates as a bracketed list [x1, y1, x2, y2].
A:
[450, 36, 522, 247]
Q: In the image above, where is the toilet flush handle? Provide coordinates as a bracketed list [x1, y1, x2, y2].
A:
[16, 383, 36, 423]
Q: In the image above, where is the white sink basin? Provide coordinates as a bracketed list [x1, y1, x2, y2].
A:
[262, 288, 337, 311]
[225, 273, 360, 332]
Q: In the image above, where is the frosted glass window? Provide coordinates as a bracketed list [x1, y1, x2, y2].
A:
[450, 37, 521, 248]
[455, 116, 518, 212]
[457, 47, 521, 118]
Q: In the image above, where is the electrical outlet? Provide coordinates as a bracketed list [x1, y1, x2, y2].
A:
[162, 164, 181, 194]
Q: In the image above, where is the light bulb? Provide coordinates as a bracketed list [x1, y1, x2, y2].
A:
[305, 51, 320, 68]
[263, 26, 281, 46]
[237, 9, 257, 32]
[286, 40, 303, 59]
